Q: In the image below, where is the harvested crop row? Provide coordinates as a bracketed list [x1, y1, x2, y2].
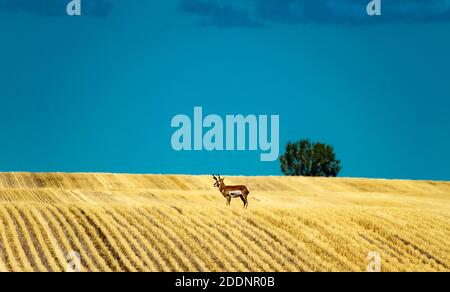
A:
[0, 173, 448, 272]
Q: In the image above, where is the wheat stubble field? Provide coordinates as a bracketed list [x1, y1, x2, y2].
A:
[0, 172, 448, 272]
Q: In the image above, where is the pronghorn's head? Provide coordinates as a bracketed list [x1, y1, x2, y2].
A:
[212, 174, 224, 188]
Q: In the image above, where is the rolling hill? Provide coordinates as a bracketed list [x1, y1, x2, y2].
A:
[0, 172, 448, 272]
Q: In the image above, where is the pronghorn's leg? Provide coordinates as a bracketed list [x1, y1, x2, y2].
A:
[226, 196, 231, 206]
[239, 195, 246, 208]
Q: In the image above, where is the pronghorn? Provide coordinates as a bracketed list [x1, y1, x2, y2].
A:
[212, 174, 250, 208]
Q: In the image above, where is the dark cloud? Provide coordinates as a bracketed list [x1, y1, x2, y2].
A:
[0, 0, 112, 18]
[180, 0, 450, 27]
[180, 0, 263, 28]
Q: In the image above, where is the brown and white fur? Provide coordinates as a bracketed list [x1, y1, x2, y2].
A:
[212, 174, 250, 208]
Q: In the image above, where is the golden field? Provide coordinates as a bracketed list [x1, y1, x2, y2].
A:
[0, 172, 448, 272]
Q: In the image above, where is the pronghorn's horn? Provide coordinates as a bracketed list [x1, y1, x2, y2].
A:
[212, 174, 218, 180]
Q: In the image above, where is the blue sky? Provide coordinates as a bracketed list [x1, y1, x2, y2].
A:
[0, 0, 449, 180]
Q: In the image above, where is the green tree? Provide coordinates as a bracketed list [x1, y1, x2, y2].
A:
[280, 139, 341, 177]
